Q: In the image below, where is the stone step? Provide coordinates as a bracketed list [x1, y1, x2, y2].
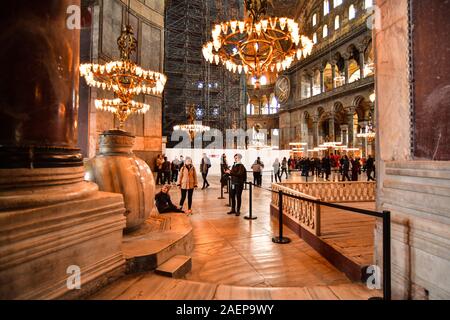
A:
[155, 255, 192, 279]
[122, 213, 194, 274]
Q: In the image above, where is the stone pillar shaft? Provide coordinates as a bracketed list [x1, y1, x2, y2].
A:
[0, 0, 82, 168]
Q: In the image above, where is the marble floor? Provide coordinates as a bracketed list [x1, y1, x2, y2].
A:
[91, 174, 381, 300]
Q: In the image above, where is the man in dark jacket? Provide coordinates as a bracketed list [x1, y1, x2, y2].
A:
[200, 153, 211, 189]
[155, 185, 184, 213]
[161, 157, 171, 184]
[226, 154, 247, 216]
[366, 155, 376, 181]
[322, 155, 332, 181]
[341, 155, 351, 181]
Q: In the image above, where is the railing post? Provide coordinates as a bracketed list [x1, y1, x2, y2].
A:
[244, 182, 257, 220]
[272, 190, 291, 244]
[271, 170, 274, 183]
[383, 210, 391, 301]
[226, 177, 231, 207]
[218, 176, 225, 199]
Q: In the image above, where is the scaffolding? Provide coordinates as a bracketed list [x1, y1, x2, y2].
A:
[163, 0, 247, 147]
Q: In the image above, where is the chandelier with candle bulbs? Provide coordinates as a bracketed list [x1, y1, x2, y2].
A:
[173, 105, 211, 139]
[80, 24, 167, 129]
[202, 0, 314, 88]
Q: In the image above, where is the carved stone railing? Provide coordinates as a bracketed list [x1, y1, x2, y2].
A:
[271, 184, 321, 236]
[280, 181, 376, 203]
[271, 181, 376, 236]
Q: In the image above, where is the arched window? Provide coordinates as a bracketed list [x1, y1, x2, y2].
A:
[365, 0, 373, 9]
[335, 15, 340, 30]
[313, 32, 318, 44]
[323, 24, 328, 38]
[324, 0, 330, 16]
[312, 13, 317, 26]
[334, 0, 343, 8]
[349, 4, 356, 20]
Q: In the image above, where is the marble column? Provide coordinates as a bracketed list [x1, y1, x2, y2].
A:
[331, 64, 336, 89]
[342, 53, 350, 84]
[340, 124, 349, 146]
[346, 112, 354, 147]
[319, 68, 325, 93]
[0, 0, 126, 299]
[358, 47, 366, 80]
[312, 117, 319, 147]
[329, 117, 335, 141]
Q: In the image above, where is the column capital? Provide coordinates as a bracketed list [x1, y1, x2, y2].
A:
[342, 53, 351, 61]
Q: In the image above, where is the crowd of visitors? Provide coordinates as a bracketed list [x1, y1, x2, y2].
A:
[154, 153, 376, 216]
[273, 154, 376, 182]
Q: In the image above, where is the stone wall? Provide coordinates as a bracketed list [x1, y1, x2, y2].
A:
[375, 0, 450, 300]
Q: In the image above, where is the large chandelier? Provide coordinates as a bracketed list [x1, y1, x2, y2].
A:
[80, 24, 167, 129]
[173, 105, 210, 139]
[202, 0, 314, 88]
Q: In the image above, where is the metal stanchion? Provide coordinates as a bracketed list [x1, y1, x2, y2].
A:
[383, 210, 391, 301]
[218, 176, 225, 199]
[244, 182, 257, 220]
[226, 177, 231, 207]
[272, 190, 291, 244]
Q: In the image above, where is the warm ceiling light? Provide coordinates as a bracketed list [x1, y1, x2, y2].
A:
[80, 24, 166, 129]
[202, 0, 313, 89]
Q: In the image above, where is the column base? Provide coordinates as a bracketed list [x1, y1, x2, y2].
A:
[0, 167, 126, 300]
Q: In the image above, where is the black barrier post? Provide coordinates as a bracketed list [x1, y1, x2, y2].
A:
[272, 190, 291, 244]
[244, 182, 257, 220]
[218, 178, 225, 200]
[226, 177, 231, 207]
[383, 210, 391, 301]
[271, 170, 274, 183]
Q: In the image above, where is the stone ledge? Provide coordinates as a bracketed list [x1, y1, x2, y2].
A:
[122, 213, 194, 274]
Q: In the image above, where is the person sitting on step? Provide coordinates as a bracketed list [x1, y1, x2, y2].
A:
[155, 184, 184, 214]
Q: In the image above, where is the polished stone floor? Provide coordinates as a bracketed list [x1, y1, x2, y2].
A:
[91, 174, 381, 300]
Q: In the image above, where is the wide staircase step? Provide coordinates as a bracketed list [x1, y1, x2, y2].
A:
[89, 273, 382, 300]
[155, 255, 192, 279]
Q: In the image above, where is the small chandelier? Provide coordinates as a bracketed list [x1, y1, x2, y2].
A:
[202, 0, 313, 88]
[174, 105, 210, 139]
[357, 124, 376, 140]
[80, 24, 167, 129]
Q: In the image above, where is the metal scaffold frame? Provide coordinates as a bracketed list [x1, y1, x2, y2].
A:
[164, 0, 247, 147]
